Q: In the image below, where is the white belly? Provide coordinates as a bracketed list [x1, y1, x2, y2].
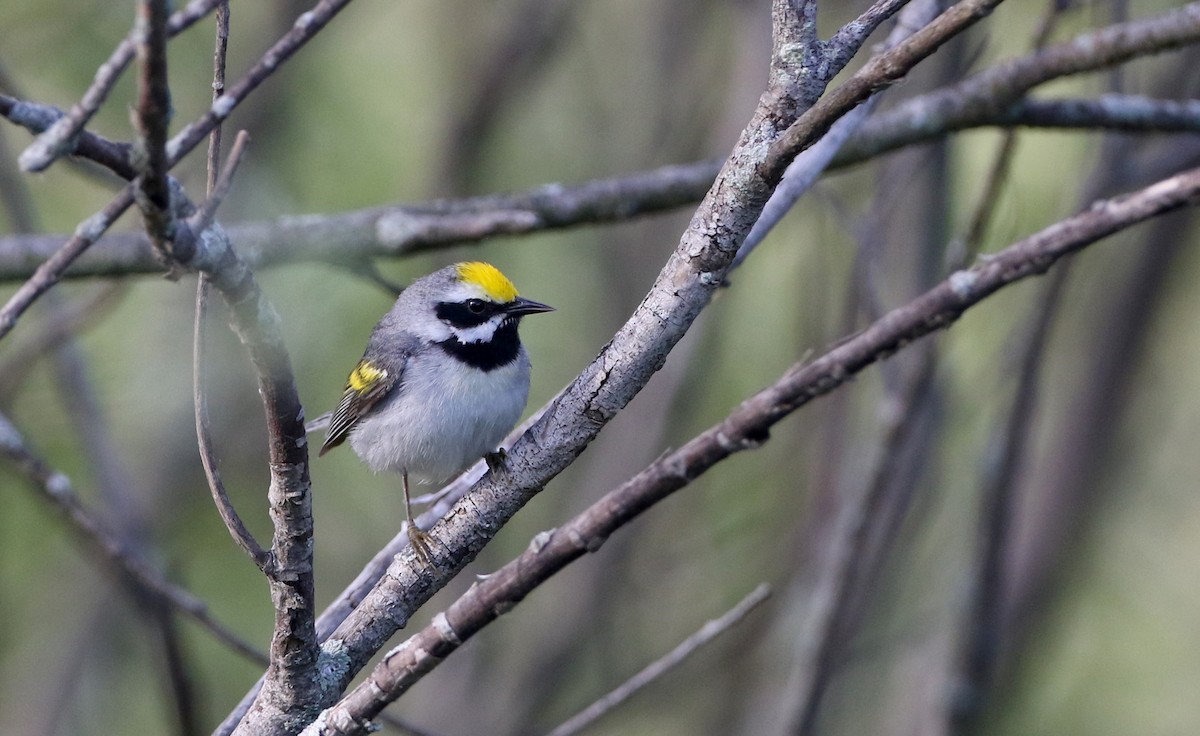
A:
[349, 349, 530, 483]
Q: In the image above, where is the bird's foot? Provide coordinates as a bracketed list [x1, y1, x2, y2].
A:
[485, 448, 508, 475]
[407, 523, 434, 565]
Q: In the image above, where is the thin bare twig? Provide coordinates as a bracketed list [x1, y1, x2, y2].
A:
[949, 2, 1070, 268]
[165, 0, 355, 166]
[0, 0, 359, 342]
[544, 584, 772, 736]
[193, 5, 272, 572]
[188, 130, 252, 237]
[206, 1, 230, 194]
[18, 0, 226, 173]
[194, 155, 270, 573]
[0, 186, 137, 341]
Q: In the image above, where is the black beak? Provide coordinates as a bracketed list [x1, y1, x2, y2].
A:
[505, 296, 555, 317]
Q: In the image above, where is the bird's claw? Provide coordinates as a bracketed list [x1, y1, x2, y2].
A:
[485, 448, 508, 475]
[407, 524, 434, 565]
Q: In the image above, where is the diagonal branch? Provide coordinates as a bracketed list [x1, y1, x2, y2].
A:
[4, 3, 1199, 288]
[0, 186, 138, 341]
[165, 0, 355, 166]
[259, 2, 1014, 731]
[190, 130, 251, 240]
[305, 164, 1200, 735]
[823, 0, 913, 70]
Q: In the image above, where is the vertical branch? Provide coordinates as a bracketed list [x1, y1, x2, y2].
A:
[207, 1, 230, 193]
[952, 19, 1198, 734]
[176, 132, 318, 733]
[220, 260, 317, 735]
[132, 0, 179, 262]
[943, 9, 1070, 729]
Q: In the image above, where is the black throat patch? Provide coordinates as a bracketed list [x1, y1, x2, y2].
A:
[437, 319, 521, 372]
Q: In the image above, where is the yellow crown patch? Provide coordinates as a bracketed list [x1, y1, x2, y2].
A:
[456, 261, 519, 303]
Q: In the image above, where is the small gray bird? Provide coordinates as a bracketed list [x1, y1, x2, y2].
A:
[318, 261, 553, 561]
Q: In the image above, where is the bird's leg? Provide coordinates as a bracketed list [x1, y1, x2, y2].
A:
[402, 469, 433, 564]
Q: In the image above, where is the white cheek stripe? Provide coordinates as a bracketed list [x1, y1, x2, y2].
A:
[454, 317, 503, 344]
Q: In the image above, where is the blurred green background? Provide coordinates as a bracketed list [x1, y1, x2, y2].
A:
[2, 1, 1200, 734]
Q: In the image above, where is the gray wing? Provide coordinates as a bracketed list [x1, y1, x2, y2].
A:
[318, 356, 403, 456]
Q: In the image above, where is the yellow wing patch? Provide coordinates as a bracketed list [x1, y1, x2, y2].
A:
[457, 261, 519, 303]
[348, 360, 387, 392]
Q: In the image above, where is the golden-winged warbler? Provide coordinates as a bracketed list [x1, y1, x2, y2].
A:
[317, 261, 553, 561]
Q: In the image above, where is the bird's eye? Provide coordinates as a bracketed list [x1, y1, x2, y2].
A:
[466, 299, 486, 314]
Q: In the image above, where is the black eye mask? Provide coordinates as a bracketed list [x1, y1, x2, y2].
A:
[436, 299, 499, 328]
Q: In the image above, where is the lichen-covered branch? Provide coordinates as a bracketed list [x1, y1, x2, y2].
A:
[247, 2, 1008, 731]
[304, 163, 1200, 735]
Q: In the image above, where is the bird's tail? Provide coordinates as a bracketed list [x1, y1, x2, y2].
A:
[305, 411, 332, 434]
